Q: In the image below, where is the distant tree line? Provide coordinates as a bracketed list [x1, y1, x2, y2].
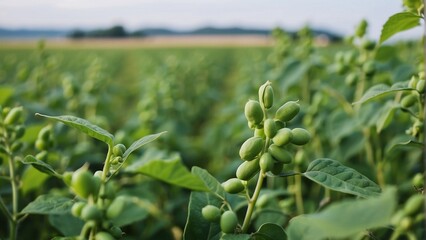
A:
[68, 25, 145, 39]
[66, 25, 341, 41]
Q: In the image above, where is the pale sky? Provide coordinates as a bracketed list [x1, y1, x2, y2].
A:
[0, 0, 422, 39]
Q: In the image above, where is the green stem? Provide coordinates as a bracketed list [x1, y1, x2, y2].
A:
[241, 171, 265, 233]
[294, 166, 304, 214]
[4, 132, 19, 240]
[101, 145, 113, 182]
[8, 158, 18, 240]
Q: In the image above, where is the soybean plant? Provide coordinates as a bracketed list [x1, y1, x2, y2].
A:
[0, 106, 26, 240]
[184, 81, 386, 240]
[21, 114, 165, 240]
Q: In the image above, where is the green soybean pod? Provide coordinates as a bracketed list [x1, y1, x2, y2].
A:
[264, 118, 277, 138]
[416, 79, 425, 93]
[272, 128, 293, 146]
[403, 194, 424, 216]
[4, 106, 23, 125]
[362, 60, 376, 76]
[113, 143, 126, 156]
[244, 100, 263, 125]
[408, 76, 419, 89]
[239, 137, 264, 161]
[106, 197, 125, 219]
[259, 81, 274, 109]
[71, 202, 86, 217]
[80, 204, 102, 221]
[355, 19, 367, 38]
[268, 144, 292, 164]
[275, 101, 300, 122]
[401, 94, 417, 108]
[259, 152, 274, 172]
[38, 125, 52, 141]
[222, 178, 245, 194]
[71, 169, 96, 199]
[109, 226, 123, 238]
[291, 128, 311, 145]
[236, 158, 260, 181]
[202, 205, 221, 222]
[95, 232, 115, 240]
[220, 211, 238, 234]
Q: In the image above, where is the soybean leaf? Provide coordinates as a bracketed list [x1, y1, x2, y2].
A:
[21, 167, 50, 195]
[376, 102, 398, 133]
[21, 155, 61, 178]
[252, 223, 287, 240]
[35, 113, 114, 145]
[125, 149, 208, 191]
[353, 82, 412, 105]
[183, 191, 222, 240]
[122, 131, 167, 161]
[287, 187, 397, 240]
[380, 12, 421, 44]
[303, 158, 381, 198]
[21, 195, 74, 215]
[386, 135, 424, 153]
[110, 195, 149, 227]
[192, 166, 226, 199]
[278, 60, 310, 92]
[49, 213, 84, 237]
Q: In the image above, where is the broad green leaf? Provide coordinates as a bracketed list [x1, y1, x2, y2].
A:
[21, 155, 61, 178]
[192, 166, 226, 199]
[287, 187, 397, 240]
[122, 131, 167, 161]
[110, 195, 150, 227]
[252, 223, 287, 240]
[49, 213, 84, 237]
[386, 135, 424, 153]
[222, 234, 251, 240]
[35, 113, 114, 145]
[183, 191, 222, 240]
[376, 102, 398, 133]
[0, 86, 14, 105]
[303, 158, 381, 198]
[21, 166, 50, 194]
[125, 150, 208, 191]
[278, 60, 310, 92]
[353, 82, 412, 105]
[21, 195, 74, 215]
[380, 12, 421, 44]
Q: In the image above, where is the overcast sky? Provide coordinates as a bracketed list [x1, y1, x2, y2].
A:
[0, 0, 422, 39]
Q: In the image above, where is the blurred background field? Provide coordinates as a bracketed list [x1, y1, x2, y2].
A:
[0, 1, 424, 239]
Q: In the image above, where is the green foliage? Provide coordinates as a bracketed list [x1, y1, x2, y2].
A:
[287, 187, 397, 240]
[303, 158, 381, 198]
[35, 114, 115, 145]
[125, 149, 208, 191]
[21, 195, 74, 215]
[380, 12, 422, 44]
[0, 4, 423, 238]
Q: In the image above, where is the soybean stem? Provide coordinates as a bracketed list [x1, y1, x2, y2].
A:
[4, 131, 18, 240]
[294, 166, 305, 214]
[241, 171, 265, 233]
